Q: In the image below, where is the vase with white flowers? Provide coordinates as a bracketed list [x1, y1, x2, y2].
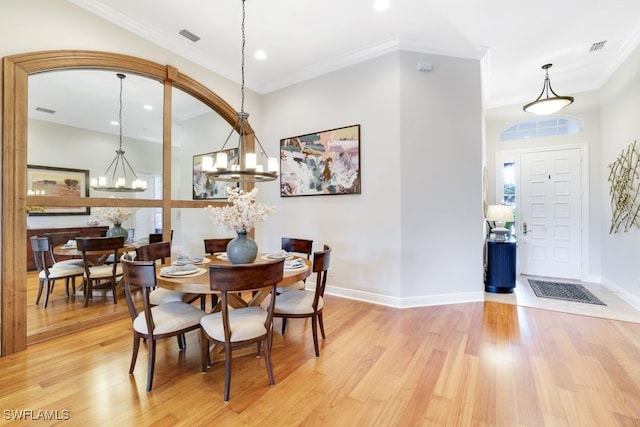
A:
[95, 206, 135, 241]
[205, 186, 277, 264]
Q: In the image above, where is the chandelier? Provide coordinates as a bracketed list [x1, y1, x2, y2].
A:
[523, 64, 574, 115]
[202, 0, 279, 182]
[90, 73, 147, 192]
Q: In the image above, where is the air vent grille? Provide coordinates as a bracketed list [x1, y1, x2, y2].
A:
[35, 107, 56, 114]
[589, 40, 607, 52]
[179, 29, 200, 42]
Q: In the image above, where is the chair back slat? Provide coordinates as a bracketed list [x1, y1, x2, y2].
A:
[204, 238, 233, 255]
[76, 236, 124, 252]
[136, 241, 171, 263]
[208, 259, 284, 292]
[281, 237, 313, 259]
[313, 245, 332, 305]
[122, 259, 157, 323]
[30, 236, 50, 274]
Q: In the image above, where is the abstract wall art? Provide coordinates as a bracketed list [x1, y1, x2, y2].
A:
[280, 124, 361, 197]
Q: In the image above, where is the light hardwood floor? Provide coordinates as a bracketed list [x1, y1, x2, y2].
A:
[5, 279, 640, 425]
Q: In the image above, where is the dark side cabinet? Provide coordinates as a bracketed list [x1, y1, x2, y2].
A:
[485, 240, 516, 293]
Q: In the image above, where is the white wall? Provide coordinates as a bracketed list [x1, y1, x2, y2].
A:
[262, 51, 485, 306]
[599, 42, 640, 302]
[27, 119, 162, 232]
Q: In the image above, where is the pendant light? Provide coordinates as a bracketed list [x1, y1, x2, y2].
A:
[523, 64, 574, 115]
[202, 0, 279, 182]
[90, 73, 147, 192]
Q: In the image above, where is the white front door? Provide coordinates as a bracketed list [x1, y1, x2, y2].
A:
[519, 148, 582, 279]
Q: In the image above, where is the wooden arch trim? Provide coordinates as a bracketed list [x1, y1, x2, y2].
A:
[1, 50, 239, 355]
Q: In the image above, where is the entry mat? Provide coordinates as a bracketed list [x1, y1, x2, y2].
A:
[527, 279, 607, 306]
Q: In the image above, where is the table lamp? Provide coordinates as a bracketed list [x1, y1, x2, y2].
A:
[487, 205, 514, 242]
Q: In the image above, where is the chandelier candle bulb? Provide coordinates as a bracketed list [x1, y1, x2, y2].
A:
[246, 153, 257, 169]
[202, 156, 214, 172]
[216, 152, 228, 170]
[98, 176, 107, 187]
[116, 177, 125, 188]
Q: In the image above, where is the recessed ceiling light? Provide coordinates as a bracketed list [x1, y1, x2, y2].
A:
[254, 49, 267, 60]
[110, 121, 118, 126]
[143, 105, 153, 110]
[373, 0, 390, 11]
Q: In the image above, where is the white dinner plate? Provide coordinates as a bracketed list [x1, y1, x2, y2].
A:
[173, 257, 209, 266]
[160, 265, 199, 276]
[216, 253, 229, 260]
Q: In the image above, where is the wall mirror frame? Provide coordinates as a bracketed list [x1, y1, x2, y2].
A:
[1, 50, 256, 356]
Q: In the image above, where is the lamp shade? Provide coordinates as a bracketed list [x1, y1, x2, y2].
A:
[486, 205, 513, 223]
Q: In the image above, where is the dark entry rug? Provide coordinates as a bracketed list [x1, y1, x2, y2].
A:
[527, 279, 607, 306]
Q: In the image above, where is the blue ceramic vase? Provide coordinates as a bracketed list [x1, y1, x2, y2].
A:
[226, 231, 258, 264]
[106, 223, 129, 242]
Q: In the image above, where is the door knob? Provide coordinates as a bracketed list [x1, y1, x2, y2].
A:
[522, 222, 528, 236]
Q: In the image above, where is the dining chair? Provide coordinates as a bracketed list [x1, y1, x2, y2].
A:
[43, 231, 85, 268]
[76, 236, 125, 307]
[149, 230, 173, 243]
[135, 241, 201, 307]
[203, 237, 233, 255]
[279, 237, 314, 292]
[122, 259, 205, 392]
[281, 237, 313, 260]
[273, 244, 331, 357]
[31, 236, 85, 309]
[200, 258, 284, 402]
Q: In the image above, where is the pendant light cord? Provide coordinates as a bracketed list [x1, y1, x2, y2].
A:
[240, 0, 246, 114]
[117, 73, 125, 152]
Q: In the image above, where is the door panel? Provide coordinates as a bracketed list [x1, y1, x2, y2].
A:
[520, 148, 582, 279]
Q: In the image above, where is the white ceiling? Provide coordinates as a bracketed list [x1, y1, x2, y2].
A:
[29, 0, 640, 141]
[67, 0, 640, 108]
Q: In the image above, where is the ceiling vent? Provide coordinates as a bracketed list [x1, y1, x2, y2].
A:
[35, 106, 56, 114]
[589, 40, 607, 52]
[179, 29, 200, 42]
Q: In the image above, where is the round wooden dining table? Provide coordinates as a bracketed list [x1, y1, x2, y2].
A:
[155, 253, 312, 308]
[53, 243, 138, 257]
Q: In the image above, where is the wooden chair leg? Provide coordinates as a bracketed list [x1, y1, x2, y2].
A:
[35, 279, 45, 306]
[264, 333, 275, 386]
[129, 335, 141, 374]
[318, 312, 326, 339]
[312, 315, 320, 357]
[223, 346, 232, 402]
[176, 334, 186, 350]
[146, 338, 156, 392]
[42, 279, 53, 309]
[200, 331, 210, 372]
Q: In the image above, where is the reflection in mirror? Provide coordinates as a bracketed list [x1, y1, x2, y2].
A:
[26, 69, 164, 341]
[172, 86, 236, 202]
[28, 69, 164, 205]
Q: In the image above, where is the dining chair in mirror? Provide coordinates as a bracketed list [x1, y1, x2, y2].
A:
[43, 231, 85, 268]
[203, 238, 233, 255]
[272, 244, 331, 357]
[122, 259, 205, 392]
[149, 230, 173, 243]
[31, 236, 84, 309]
[76, 236, 125, 307]
[200, 258, 284, 402]
[135, 241, 200, 308]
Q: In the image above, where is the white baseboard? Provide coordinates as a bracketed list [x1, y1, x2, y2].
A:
[323, 285, 484, 309]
